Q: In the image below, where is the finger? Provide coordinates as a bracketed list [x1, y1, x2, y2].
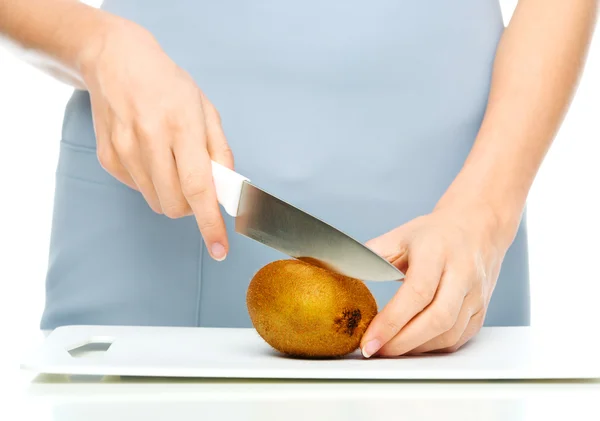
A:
[364, 225, 411, 270]
[375, 271, 467, 357]
[174, 122, 228, 261]
[97, 140, 138, 191]
[360, 243, 445, 358]
[202, 97, 234, 170]
[433, 309, 485, 354]
[407, 294, 478, 354]
[114, 133, 163, 214]
[148, 147, 192, 218]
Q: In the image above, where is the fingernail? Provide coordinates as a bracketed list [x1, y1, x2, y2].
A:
[361, 340, 381, 359]
[211, 243, 226, 261]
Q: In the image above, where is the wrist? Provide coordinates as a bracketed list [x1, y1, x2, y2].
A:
[74, 11, 118, 82]
[434, 185, 523, 251]
[76, 13, 150, 87]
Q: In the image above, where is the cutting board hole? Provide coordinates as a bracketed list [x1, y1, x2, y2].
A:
[67, 338, 114, 358]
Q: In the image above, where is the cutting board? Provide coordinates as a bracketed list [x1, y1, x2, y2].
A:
[20, 325, 600, 380]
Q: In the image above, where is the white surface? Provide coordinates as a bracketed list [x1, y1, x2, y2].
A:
[20, 325, 600, 380]
[211, 160, 249, 216]
[11, 373, 600, 421]
[8, 330, 600, 421]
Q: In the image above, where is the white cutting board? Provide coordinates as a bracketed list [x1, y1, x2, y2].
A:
[20, 325, 600, 380]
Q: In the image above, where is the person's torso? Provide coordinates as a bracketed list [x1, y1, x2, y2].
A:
[63, 0, 504, 239]
[46, 1, 532, 329]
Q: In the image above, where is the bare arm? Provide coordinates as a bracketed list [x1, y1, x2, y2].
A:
[437, 0, 599, 245]
[362, 0, 598, 358]
[0, 0, 235, 261]
[0, 0, 121, 89]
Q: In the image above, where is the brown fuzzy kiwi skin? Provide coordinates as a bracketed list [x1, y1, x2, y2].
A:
[246, 259, 378, 358]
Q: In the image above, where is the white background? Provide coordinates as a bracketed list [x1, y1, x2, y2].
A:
[0, 0, 598, 370]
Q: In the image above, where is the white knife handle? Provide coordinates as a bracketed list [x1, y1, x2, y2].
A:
[211, 160, 249, 217]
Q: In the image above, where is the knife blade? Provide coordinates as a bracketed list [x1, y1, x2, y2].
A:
[211, 160, 405, 282]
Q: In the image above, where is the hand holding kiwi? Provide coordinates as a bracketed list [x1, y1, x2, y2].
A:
[246, 259, 378, 358]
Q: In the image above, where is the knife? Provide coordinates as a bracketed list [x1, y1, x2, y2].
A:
[211, 160, 405, 282]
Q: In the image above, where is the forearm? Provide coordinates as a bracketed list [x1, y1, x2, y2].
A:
[438, 0, 598, 244]
[0, 0, 122, 89]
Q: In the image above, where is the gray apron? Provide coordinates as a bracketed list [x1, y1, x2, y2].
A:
[40, 0, 530, 330]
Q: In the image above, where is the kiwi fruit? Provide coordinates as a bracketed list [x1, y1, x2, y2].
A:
[246, 259, 378, 358]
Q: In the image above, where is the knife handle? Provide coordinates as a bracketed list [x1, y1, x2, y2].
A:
[211, 160, 249, 217]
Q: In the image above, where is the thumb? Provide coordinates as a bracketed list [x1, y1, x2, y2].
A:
[365, 225, 411, 266]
